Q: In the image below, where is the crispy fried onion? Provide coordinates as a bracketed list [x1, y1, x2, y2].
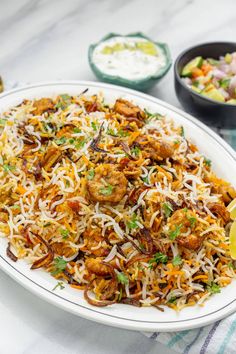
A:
[30, 232, 54, 269]
[6, 242, 18, 262]
[90, 122, 108, 153]
[84, 261, 118, 306]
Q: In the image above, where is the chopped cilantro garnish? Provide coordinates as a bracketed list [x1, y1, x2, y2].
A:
[118, 129, 129, 137]
[100, 184, 113, 196]
[180, 126, 185, 137]
[3, 164, 15, 172]
[149, 252, 168, 268]
[172, 255, 182, 267]
[51, 257, 67, 276]
[87, 169, 95, 180]
[60, 228, 69, 239]
[107, 128, 117, 136]
[75, 139, 85, 149]
[188, 216, 197, 227]
[169, 224, 182, 241]
[52, 281, 65, 291]
[73, 127, 81, 133]
[117, 272, 129, 285]
[204, 157, 212, 167]
[91, 122, 97, 131]
[68, 138, 75, 144]
[228, 262, 236, 269]
[60, 94, 71, 101]
[11, 205, 20, 210]
[44, 222, 51, 227]
[131, 146, 141, 156]
[55, 136, 66, 145]
[142, 176, 149, 184]
[127, 214, 139, 229]
[162, 202, 173, 218]
[207, 282, 221, 294]
[174, 139, 180, 144]
[168, 296, 177, 304]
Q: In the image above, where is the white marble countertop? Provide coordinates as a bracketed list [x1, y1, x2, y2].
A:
[1, 0, 236, 353]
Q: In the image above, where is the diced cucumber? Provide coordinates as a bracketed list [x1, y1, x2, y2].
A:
[225, 53, 232, 64]
[181, 56, 203, 77]
[191, 85, 201, 93]
[219, 78, 230, 89]
[227, 99, 236, 105]
[202, 87, 225, 102]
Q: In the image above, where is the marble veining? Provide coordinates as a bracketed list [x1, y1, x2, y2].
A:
[0, 0, 236, 353]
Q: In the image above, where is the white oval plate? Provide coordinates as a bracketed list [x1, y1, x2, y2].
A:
[0, 81, 236, 332]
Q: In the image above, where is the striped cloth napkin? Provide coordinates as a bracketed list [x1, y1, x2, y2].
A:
[143, 132, 236, 354]
[2, 80, 236, 354]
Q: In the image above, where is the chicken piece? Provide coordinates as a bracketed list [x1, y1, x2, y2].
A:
[32, 98, 54, 115]
[136, 135, 174, 160]
[169, 208, 203, 250]
[85, 258, 111, 276]
[41, 147, 62, 172]
[51, 242, 75, 257]
[216, 185, 236, 204]
[177, 234, 203, 251]
[80, 228, 108, 257]
[114, 99, 144, 118]
[87, 164, 127, 203]
[208, 203, 230, 224]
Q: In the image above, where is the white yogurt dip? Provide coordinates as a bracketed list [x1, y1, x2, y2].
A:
[92, 36, 167, 80]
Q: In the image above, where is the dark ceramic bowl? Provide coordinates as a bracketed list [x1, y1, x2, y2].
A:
[174, 42, 236, 129]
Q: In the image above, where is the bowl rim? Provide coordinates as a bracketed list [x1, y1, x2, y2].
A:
[88, 32, 172, 87]
[174, 41, 236, 107]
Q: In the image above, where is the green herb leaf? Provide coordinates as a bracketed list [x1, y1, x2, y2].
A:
[117, 272, 129, 285]
[107, 128, 117, 137]
[44, 222, 51, 227]
[51, 257, 67, 275]
[60, 94, 71, 101]
[162, 202, 173, 218]
[149, 252, 168, 268]
[52, 281, 65, 291]
[75, 139, 85, 149]
[69, 138, 75, 144]
[172, 255, 182, 267]
[180, 126, 185, 137]
[73, 127, 81, 133]
[131, 146, 141, 156]
[91, 122, 97, 131]
[169, 224, 182, 241]
[3, 164, 15, 172]
[60, 228, 69, 239]
[188, 216, 197, 227]
[100, 184, 113, 196]
[142, 176, 149, 184]
[118, 129, 129, 137]
[204, 157, 212, 167]
[228, 262, 236, 269]
[207, 282, 221, 294]
[168, 296, 177, 304]
[87, 169, 95, 180]
[11, 204, 20, 210]
[174, 140, 180, 144]
[55, 136, 66, 145]
[127, 214, 139, 229]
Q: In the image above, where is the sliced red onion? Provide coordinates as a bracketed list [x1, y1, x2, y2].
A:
[212, 69, 226, 80]
[229, 76, 236, 96]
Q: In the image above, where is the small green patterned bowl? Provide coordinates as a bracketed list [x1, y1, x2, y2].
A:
[88, 32, 172, 92]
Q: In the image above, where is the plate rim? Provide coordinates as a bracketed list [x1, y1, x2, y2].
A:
[0, 80, 235, 332]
